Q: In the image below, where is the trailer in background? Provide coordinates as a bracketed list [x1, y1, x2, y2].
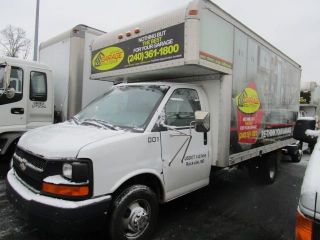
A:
[39, 24, 113, 122]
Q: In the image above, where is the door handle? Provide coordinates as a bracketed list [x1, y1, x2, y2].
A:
[204, 132, 207, 145]
[11, 108, 24, 114]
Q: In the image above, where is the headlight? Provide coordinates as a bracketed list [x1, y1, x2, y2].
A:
[62, 163, 72, 179]
[62, 162, 89, 182]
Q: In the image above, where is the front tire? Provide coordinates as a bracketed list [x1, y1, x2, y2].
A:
[109, 185, 159, 240]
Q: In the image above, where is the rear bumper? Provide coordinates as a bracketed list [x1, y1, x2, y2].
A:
[6, 169, 111, 233]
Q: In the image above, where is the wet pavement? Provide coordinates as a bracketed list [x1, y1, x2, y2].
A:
[0, 154, 308, 240]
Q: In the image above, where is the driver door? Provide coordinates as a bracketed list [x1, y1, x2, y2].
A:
[0, 66, 26, 128]
[160, 88, 210, 200]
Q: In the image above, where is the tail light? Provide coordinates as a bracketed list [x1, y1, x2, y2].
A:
[296, 209, 313, 240]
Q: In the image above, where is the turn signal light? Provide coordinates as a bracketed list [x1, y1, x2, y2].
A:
[296, 210, 313, 240]
[42, 182, 89, 197]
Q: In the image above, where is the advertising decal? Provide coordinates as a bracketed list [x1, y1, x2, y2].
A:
[236, 82, 263, 144]
[91, 23, 185, 74]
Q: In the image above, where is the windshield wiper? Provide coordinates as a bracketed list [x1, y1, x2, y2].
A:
[81, 119, 118, 130]
[71, 116, 80, 124]
[93, 119, 118, 130]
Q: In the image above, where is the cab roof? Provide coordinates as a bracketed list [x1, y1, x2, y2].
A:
[0, 56, 51, 70]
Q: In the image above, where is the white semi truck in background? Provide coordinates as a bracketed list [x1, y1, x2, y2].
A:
[6, 1, 301, 239]
[0, 25, 112, 162]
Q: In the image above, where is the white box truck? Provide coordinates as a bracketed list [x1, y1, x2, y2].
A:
[6, 1, 301, 239]
[39, 24, 113, 122]
[0, 25, 112, 162]
[0, 57, 53, 161]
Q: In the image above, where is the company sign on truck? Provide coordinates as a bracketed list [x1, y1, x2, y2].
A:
[91, 23, 184, 74]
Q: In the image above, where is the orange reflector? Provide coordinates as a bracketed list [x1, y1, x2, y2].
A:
[134, 28, 140, 34]
[189, 9, 198, 16]
[42, 182, 89, 197]
[296, 210, 313, 240]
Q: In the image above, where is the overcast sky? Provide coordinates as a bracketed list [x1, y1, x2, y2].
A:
[1, 0, 319, 84]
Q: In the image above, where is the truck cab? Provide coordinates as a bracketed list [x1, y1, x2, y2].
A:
[6, 81, 211, 238]
[0, 57, 53, 160]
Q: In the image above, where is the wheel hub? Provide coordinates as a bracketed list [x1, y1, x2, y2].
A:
[129, 206, 149, 232]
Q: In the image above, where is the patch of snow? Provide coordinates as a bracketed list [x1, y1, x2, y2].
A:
[298, 116, 316, 121]
[305, 129, 320, 137]
[43, 175, 88, 185]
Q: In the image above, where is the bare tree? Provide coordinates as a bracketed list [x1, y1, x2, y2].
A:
[0, 25, 31, 59]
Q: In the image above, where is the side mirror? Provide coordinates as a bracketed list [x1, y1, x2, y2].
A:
[2, 64, 15, 99]
[154, 110, 168, 131]
[195, 111, 210, 133]
[5, 88, 16, 99]
[3, 64, 11, 90]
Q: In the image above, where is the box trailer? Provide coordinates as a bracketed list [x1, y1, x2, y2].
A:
[7, 1, 301, 239]
[39, 24, 113, 122]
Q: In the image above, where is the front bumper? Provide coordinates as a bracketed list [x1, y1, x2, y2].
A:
[6, 169, 112, 233]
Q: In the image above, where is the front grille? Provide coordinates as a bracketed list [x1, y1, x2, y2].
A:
[13, 147, 47, 191]
[15, 147, 47, 171]
[14, 166, 42, 190]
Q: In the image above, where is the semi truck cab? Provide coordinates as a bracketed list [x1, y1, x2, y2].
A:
[0, 57, 53, 161]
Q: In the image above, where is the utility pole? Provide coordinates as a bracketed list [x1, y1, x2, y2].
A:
[33, 0, 40, 61]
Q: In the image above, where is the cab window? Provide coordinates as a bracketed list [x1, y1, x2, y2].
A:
[30, 71, 47, 101]
[165, 88, 201, 127]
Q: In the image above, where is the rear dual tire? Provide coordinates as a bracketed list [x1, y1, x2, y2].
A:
[247, 151, 280, 184]
[259, 153, 278, 184]
[291, 149, 302, 163]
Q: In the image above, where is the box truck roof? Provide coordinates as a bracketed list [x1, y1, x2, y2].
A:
[39, 24, 105, 51]
[90, 0, 300, 82]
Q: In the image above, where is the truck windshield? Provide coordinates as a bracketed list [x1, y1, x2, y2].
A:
[76, 85, 167, 130]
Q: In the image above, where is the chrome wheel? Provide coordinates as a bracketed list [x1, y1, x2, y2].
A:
[121, 199, 151, 239]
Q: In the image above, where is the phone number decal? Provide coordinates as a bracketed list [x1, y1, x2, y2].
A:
[128, 44, 180, 64]
[91, 23, 184, 74]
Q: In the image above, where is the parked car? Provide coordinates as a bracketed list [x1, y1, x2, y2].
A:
[296, 129, 320, 240]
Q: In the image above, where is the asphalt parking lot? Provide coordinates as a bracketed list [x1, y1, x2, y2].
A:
[0, 154, 308, 240]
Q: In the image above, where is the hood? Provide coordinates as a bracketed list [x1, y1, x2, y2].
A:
[18, 122, 126, 158]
